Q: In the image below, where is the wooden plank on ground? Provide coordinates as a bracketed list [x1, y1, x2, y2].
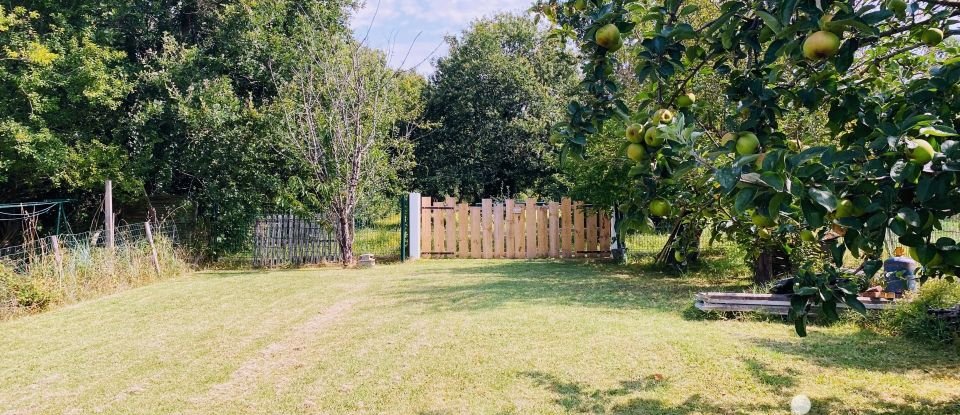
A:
[525, 198, 537, 259]
[457, 203, 468, 258]
[695, 292, 894, 313]
[505, 199, 515, 259]
[548, 202, 559, 258]
[470, 206, 482, 258]
[493, 202, 504, 258]
[481, 199, 493, 259]
[560, 198, 572, 258]
[421, 196, 432, 258]
[573, 202, 585, 257]
[445, 197, 456, 257]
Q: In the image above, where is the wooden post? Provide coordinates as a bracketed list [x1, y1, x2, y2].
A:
[105, 180, 115, 250]
[50, 235, 65, 290]
[145, 222, 162, 276]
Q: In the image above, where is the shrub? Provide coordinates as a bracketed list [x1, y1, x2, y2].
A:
[0, 264, 52, 314]
[880, 279, 960, 345]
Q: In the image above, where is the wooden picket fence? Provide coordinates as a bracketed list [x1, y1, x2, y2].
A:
[420, 197, 611, 259]
[253, 214, 339, 267]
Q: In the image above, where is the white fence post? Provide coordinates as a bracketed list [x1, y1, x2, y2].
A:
[105, 180, 115, 250]
[409, 192, 421, 260]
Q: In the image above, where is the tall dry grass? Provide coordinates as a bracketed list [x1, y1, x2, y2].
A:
[0, 232, 189, 320]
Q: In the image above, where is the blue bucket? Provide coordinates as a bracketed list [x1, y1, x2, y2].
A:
[884, 257, 918, 294]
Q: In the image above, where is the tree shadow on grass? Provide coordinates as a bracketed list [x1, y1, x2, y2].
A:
[749, 330, 960, 374]
[742, 358, 798, 394]
[521, 370, 781, 414]
[391, 261, 749, 313]
[521, 371, 668, 414]
[523, 370, 960, 414]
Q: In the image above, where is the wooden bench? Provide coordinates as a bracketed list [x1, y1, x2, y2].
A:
[694, 292, 896, 315]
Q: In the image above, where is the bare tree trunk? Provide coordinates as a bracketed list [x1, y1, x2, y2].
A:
[753, 249, 775, 285]
[334, 209, 355, 266]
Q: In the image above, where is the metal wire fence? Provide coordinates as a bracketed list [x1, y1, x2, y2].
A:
[0, 222, 185, 319]
[0, 223, 178, 272]
[621, 218, 960, 267]
[621, 221, 738, 262]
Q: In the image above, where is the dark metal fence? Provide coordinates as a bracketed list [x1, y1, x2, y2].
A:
[249, 205, 404, 268]
[622, 221, 738, 262]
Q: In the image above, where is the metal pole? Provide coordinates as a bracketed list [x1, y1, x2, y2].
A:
[399, 195, 408, 261]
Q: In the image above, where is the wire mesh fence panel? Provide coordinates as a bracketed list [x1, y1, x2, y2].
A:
[353, 212, 403, 261]
[622, 221, 738, 262]
[0, 222, 185, 319]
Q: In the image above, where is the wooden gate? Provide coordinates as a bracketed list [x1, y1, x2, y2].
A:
[419, 197, 611, 259]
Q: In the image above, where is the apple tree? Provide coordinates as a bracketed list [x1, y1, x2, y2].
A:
[535, 0, 960, 335]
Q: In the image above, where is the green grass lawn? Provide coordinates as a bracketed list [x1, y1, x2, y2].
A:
[1, 261, 958, 414]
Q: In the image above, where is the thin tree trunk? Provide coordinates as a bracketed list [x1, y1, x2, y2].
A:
[335, 211, 355, 266]
[753, 249, 775, 285]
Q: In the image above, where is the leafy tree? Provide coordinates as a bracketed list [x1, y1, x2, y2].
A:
[413, 14, 576, 200]
[0, 5, 137, 200]
[275, 23, 416, 265]
[536, 0, 960, 336]
[0, 1, 356, 257]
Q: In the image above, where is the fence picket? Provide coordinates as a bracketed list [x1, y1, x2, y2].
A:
[421, 197, 432, 258]
[445, 197, 456, 257]
[574, 202, 585, 258]
[525, 198, 536, 259]
[433, 198, 444, 256]
[470, 206, 482, 258]
[561, 198, 573, 258]
[481, 199, 493, 259]
[586, 210, 598, 257]
[493, 202, 504, 258]
[457, 203, 469, 257]
[505, 199, 515, 259]
[548, 202, 559, 258]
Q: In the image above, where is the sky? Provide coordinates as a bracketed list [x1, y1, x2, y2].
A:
[350, 0, 524, 76]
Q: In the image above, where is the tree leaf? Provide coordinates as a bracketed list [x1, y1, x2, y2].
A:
[756, 10, 782, 33]
[919, 126, 958, 137]
[808, 187, 838, 211]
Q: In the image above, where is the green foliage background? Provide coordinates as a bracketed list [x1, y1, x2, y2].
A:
[412, 14, 578, 201]
[0, 1, 420, 257]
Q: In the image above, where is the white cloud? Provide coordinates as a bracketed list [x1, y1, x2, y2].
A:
[350, 0, 524, 75]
